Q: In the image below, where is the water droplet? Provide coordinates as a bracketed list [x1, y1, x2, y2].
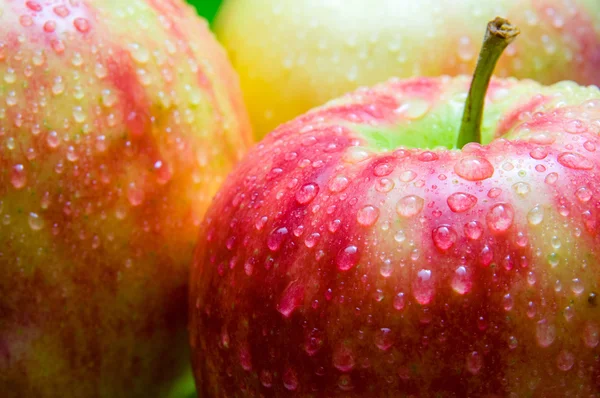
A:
[128, 43, 150, 64]
[336, 245, 359, 271]
[304, 232, 320, 248]
[584, 141, 596, 152]
[333, 345, 355, 372]
[296, 183, 319, 204]
[556, 350, 574, 371]
[28, 212, 44, 231]
[536, 319, 556, 347]
[457, 35, 475, 61]
[239, 345, 252, 371]
[486, 203, 514, 233]
[260, 370, 273, 388]
[304, 328, 325, 357]
[447, 192, 477, 213]
[466, 351, 483, 374]
[508, 336, 518, 350]
[512, 182, 531, 197]
[530, 147, 548, 159]
[454, 157, 494, 181]
[571, 278, 584, 295]
[464, 221, 483, 240]
[545, 172, 558, 185]
[399, 170, 417, 182]
[432, 225, 457, 250]
[126, 183, 144, 206]
[451, 265, 472, 295]
[393, 230, 406, 243]
[268, 227, 289, 251]
[393, 292, 405, 311]
[374, 162, 393, 176]
[375, 178, 394, 193]
[283, 367, 298, 391]
[503, 293, 514, 311]
[10, 164, 26, 189]
[564, 119, 586, 134]
[557, 152, 593, 170]
[357, 205, 379, 227]
[527, 205, 544, 225]
[583, 321, 599, 348]
[576, 186, 592, 203]
[396, 195, 424, 218]
[395, 98, 430, 119]
[375, 328, 394, 351]
[413, 269, 434, 305]
[74, 17, 90, 33]
[277, 281, 304, 318]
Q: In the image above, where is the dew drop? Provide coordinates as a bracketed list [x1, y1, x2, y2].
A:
[454, 157, 494, 181]
[530, 147, 548, 160]
[512, 182, 531, 197]
[447, 192, 477, 213]
[268, 227, 289, 251]
[527, 205, 544, 225]
[277, 281, 304, 318]
[464, 221, 483, 240]
[375, 328, 394, 351]
[486, 203, 514, 234]
[451, 265, 472, 295]
[328, 175, 349, 193]
[466, 351, 483, 375]
[127, 183, 144, 206]
[556, 350, 574, 371]
[413, 269, 434, 305]
[336, 245, 359, 271]
[305, 328, 324, 355]
[583, 321, 599, 348]
[357, 205, 379, 227]
[393, 292, 405, 311]
[28, 212, 44, 231]
[575, 186, 592, 203]
[432, 225, 457, 251]
[536, 319, 556, 348]
[296, 183, 319, 204]
[557, 152, 594, 170]
[10, 164, 26, 189]
[73, 17, 90, 33]
[396, 195, 424, 218]
[333, 345, 355, 372]
[283, 367, 298, 391]
[545, 172, 558, 185]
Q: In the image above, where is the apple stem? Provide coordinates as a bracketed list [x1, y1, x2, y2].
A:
[456, 17, 520, 149]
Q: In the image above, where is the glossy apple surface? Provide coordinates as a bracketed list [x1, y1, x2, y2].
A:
[215, 0, 600, 137]
[190, 75, 600, 396]
[0, 0, 251, 396]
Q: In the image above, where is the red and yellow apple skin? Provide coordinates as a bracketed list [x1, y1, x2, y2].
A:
[190, 76, 600, 396]
[0, 0, 252, 396]
[215, 0, 600, 138]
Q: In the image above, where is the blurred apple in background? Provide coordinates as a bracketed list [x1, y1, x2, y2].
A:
[214, 0, 600, 138]
[0, 0, 251, 397]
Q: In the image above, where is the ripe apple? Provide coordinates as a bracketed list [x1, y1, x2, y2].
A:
[190, 18, 600, 396]
[0, 0, 251, 397]
[214, 0, 600, 138]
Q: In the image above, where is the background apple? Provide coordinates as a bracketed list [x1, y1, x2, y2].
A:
[0, 0, 251, 397]
[189, 21, 600, 394]
[214, 0, 600, 138]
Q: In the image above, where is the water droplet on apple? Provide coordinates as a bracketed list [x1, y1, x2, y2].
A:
[28, 212, 44, 231]
[357, 205, 379, 227]
[564, 119, 586, 134]
[375, 328, 394, 351]
[527, 205, 544, 225]
[447, 192, 477, 213]
[393, 292, 405, 311]
[375, 178, 394, 192]
[512, 182, 531, 197]
[508, 336, 518, 350]
[432, 225, 457, 250]
[530, 147, 548, 159]
[464, 221, 483, 240]
[584, 141, 596, 152]
[503, 293, 514, 311]
[283, 367, 298, 391]
[527, 301, 536, 318]
[127, 183, 144, 206]
[457, 35, 475, 61]
[10, 164, 26, 189]
[396, 195, 424, 218]
[451, 265, 472, 295]
[333, 345, 355, 372]
[583, 322, 599, 348]
[268, 227, 289, 251]
[260, 369, 273, 388]
[395, 98, 430, 119]
[413, 269, 434, 305]
[374, 162, 393, 176]
[336, 245, 359, 271]
[486, 203, 514, 233]
[296, 183, 319, 204]
[277, 281, 304, 318]
[556, 350, 574, 371]
[480, 245, 493, 267]
[239, 345, 252, 371]
[545, 172, 558, 185]
[557, 152, 594, 170]
[571, 278, 584, 295]
[576, 186, 592, 203]
[394, 230, 406, 243]
[454, 157, 494, 181]
[305, 328, 324, 356]
[536, 319, 556, 347]
[466, 351, 483, 374]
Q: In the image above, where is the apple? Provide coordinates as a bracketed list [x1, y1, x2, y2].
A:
[214, 0, 600, 138]
[0, 0, 251, 397]
[190, 18, 600, 396]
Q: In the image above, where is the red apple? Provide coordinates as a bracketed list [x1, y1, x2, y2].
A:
[214, 0, 600, 138]
[0, 0, 251, 397]
[190, 19, 600, 396]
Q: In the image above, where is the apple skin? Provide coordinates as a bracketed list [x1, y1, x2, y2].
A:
[214, 0, 600, 138]
[0, 0, 252, 397]
[190, 75, 600, 396]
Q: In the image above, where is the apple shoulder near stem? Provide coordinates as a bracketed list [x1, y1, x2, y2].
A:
[190, 18, 600, 396]
[0, 0, 252, 397]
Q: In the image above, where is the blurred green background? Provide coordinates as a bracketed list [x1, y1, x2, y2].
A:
[169, 2, 224, 397]
[188, 0, 223, 26]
